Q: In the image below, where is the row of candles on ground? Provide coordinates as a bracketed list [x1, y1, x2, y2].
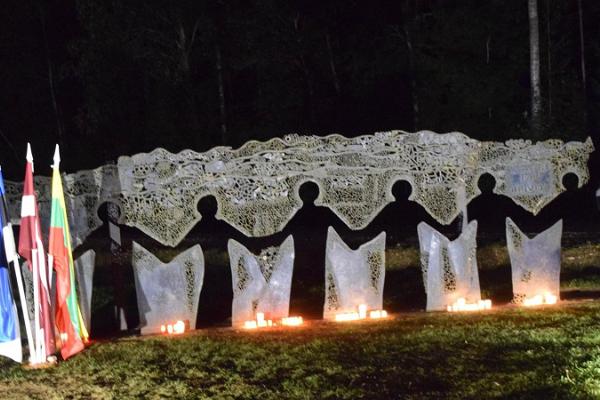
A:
[159, 293, 559, 335]
[446, 292, 558, 312]
[242, 305, 389, 329]
[334, 304, 388, 321]
[243, 313, 304, 329]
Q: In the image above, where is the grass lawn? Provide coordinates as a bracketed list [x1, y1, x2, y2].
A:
[2, 300, 600, 399]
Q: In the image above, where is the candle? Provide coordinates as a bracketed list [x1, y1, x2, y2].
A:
[369, 310, 388, 319]
[335, 306, 389, 321]
[281, 316, 304, 326]
[244, 312, 273, 329]
[358, 304, 367, 319]
[447, 298, 492, 312]
[335, 312, 360, 321]
[523, 293, 558, 307]
[244, 320, 258, 329]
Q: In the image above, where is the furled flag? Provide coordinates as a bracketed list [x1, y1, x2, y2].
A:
[0, 168, 22, 363]
[18, 144, 55, 363]
[48, 145, 88, 359]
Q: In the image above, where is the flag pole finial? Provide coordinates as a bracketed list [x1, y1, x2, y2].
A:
[53, 144, 60, 167]
[26, 143, 33, 163]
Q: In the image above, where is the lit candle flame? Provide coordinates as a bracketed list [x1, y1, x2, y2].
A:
[523, 293, 558, 307]
[335, 305, 389, 321]
[281, 316, 304, 326]
[369, 310, 388, 319]
[358, 304, 367, 319]
[243, 312, 273, 329]
[447, 298, 492, 312]
[160, 320, 186, 335]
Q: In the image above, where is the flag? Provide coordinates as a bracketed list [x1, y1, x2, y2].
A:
[48, 145, 87, 359]
[0, 168, 22, 363]
[18, 144, 55, 362]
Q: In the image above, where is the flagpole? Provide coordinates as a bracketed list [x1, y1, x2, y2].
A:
[31, 248, 42, 363]
[35, 233, 49, 360]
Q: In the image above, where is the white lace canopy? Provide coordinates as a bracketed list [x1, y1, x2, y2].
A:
[4, 132, 593, 247]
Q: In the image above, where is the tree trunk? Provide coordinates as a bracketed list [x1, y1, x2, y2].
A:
[325, 31, 341, 95]
[545, 0, 552, 117]
[215, 42, 227, 144]
[176, 17, 201, 141]
[403, 25, 419, 131]
[528, 0, 542, 136]
[39, 4, 65, 148]
[293, 14, 315, 126]
[577, 0, 587, 126]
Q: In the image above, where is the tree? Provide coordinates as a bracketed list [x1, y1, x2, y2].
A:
[528, 0, 542, 136]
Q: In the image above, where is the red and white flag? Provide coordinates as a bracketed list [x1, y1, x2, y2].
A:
[17, 143, 55, 362]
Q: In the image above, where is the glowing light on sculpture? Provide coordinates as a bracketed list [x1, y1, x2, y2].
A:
[506, 218, 562, 305]
[324, 228, 386, 320]
[243, 312, 274, 329]
[523, 293, 558, 307]
[334, 304, 388, 322]
[334, 312, 360, 322]
[160, 320, 187, 335]
[281, 316, 303, 326]
[447, 298, 492, 312]
[132, 242, 204, 335]
[229, 236, 294, 328]
[369, 310, 388, 319]
[417, 221, 481, 312]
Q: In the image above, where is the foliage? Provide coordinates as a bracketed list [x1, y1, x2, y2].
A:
[0, 0, 598, 177]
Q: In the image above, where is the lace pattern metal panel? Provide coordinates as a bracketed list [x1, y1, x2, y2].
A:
[3, 133, 592, 248]
[417, 221, 480, 311]
[506, 218, 562, 303]
[117, 132, 592, 246]
[323, 227, 386, 319]
[5, 165, 121, 247]
[228, 236, 295, 327]
[74, 250, 95, 334]
[481, 138, 593, 214]
[132, 242, 204, 335]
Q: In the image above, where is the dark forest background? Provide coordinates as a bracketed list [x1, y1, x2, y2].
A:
[1, 0, 599, 331]
[0, 0, 598, 178]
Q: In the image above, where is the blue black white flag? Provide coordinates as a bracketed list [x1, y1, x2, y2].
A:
[0, 168, 22, 362]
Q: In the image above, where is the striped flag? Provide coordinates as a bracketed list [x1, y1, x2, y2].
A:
[18, 144, 55, 362]
[48, 145, 87, 359]
[0, 168, 21, 363]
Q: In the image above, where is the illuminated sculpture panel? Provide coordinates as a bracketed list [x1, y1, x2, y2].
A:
[506, 218, 562, 304]
[228, 236, 294, 327]
[117, 133, 593, 246]
[132, 242, 204, 335]
[323, 227, 386, 320]
[417, 221, 480, 311]
[4, 133, 592, 247]
[5, 165, 120, 247]
[75, 250, 95, 334]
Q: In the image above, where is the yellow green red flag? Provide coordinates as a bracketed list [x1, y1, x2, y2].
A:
[48, 145, 88, 359]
